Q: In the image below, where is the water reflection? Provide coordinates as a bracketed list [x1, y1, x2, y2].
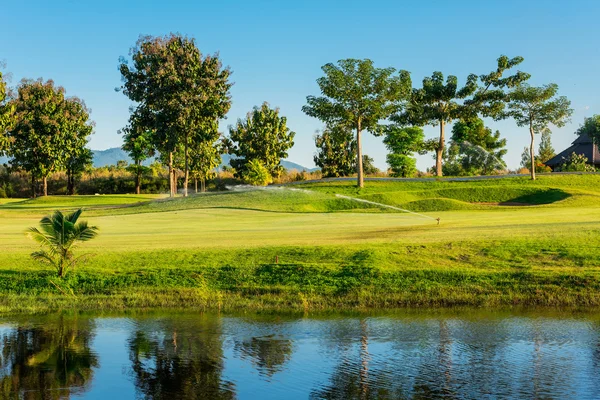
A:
[0, 315, 97, 399]
[0, 311, 599, 399]
[127, 315, 235, 399]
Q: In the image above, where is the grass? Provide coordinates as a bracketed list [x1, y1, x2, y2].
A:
[0, 174, 599, 313]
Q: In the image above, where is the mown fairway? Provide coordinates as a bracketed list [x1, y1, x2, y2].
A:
[0, 174, 599, 312]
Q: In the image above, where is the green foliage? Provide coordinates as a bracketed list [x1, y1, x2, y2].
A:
[189, 136, 222, 192]
[0, 70, 14, 154]
[63, 97, 95, 195]
[243, 159, 273, 186]
[27, 209, 99, 277]
[119, 33, 232, 197]
[396, 56, 528, 176]
[227, 102, 295, 178]
[556, 152, 597, 172]
[362, 155, 379, 175]
[507, 83, 573, 179]
[314, 124, 356, 178]
[7, 79, 92, 196]
[575, 114, 600, 145]
[303, 59, 411, 187]
[384, 126, 425, 177]
[537, 129, 555, 163]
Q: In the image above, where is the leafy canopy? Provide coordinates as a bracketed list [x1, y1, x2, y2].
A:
[8, 79, 71, 180]
[506, 84, 572, 131]
[575, 114, 600, 145]
[314, 124, 356, 178]
[27, 209, 99, 277]
[383, 126, 425, 177]
[227, 102, 295, 178]
[0, 70, 14, 154]
[303, 59, 410, 134]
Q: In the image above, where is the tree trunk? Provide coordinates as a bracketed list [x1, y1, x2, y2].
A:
[183, 134, 189, 197]
[136, 159, 141, 195]
[529, 124, 536, 181]
[201, 179, 206, 193]
[67, 168, 75, 195]
[194, 178, 198, 194]
[42, 176, 48, 197]
[436, 119, 445, 177]
[31, 174, 36, 198]
[356, 120, 364, 188]
[168, 152, 174, 197]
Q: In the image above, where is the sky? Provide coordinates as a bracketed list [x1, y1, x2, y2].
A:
[1, 0, 599, 170]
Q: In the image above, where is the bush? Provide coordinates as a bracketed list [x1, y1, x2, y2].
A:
[243, 160, 273, 186]
[556, 153, 597, 172]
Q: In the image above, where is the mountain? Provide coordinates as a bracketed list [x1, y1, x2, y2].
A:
[1, 148, 317, 172]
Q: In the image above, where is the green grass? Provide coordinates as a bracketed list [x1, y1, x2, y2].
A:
[0, 174, 599, 313]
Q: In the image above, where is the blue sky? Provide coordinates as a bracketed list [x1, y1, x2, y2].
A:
[2, 0, 599, 170]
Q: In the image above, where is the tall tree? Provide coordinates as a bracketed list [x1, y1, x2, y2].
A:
[302, 59, 411, 187]
[313, 124, 356, 178]
[8, 79, 71, 197]
[119, 34, 232, 197]
[121, 111, 155, 195]
[396, 56, 529, 176]
[506, 83, 573, 180]
[226, 102, 295, 178]
[383, 126, 425, 177]
[537, 128, 555, 163]
[447, 117, 507, 175]
[63, 97, 94, 195]
[575, 114, 600, 145]
[189, 129, 222, 193]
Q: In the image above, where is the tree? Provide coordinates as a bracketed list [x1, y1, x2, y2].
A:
[243, 159, 272, 186]
[121, 112, 155, 195]
[189, 131, 222, 193]
[0, 70, 14, 154]
[575, 114, 600, 145]
[396, 56, 529, 176]
[303, 59, 411, 187]
[227, 102, 295, 178]
[383, 126, 425, 177]
[314, 124, 356, 178]
[0, 316, 98, 398]
[119, 33, 232, 198]
[63, 97, 94, 195]
[362, 155, 379, 175]
[537, 128, 555, 163]
[8, 79, 71, 197]
[27, 209, 99, 278]
[506, 83, 573, 180]
[446, 117, 507, 175]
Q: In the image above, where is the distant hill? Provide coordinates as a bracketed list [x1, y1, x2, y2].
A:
[1, 147, 317, 172]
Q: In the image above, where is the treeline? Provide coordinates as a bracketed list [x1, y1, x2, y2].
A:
[1, 33, 599, 197]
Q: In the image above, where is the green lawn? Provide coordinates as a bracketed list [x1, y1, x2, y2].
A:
[1, 174, 599, 313]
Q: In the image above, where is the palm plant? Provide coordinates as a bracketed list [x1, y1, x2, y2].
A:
[27, 209, 99, 277]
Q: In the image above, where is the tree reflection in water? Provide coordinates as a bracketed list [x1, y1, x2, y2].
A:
[127, 314, 235, 399]
[0, 315, 98, 399]
[235, 335, 293, 378]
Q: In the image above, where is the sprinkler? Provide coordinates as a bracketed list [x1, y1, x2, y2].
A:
[436, 217, 441, 225]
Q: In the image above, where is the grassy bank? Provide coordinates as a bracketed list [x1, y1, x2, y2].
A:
[1, 175, 599, 313]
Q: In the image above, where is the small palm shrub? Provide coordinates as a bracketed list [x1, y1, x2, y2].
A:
[243, 159, 273, 186]
[27, 209, 99, 277]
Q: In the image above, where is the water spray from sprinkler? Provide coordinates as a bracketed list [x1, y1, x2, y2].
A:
[335, 194, 438, 222]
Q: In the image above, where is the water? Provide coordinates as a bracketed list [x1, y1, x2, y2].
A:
[1, 310, 599, 399]
[335, 194, 438, 221]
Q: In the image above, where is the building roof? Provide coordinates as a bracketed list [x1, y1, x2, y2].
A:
[545, 133, 600, 167]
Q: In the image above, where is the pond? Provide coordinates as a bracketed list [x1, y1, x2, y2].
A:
[1, 309, 599, 399]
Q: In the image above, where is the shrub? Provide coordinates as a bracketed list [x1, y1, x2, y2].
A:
[557, 153, 596, 172]
[243, 160, 273, 186]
